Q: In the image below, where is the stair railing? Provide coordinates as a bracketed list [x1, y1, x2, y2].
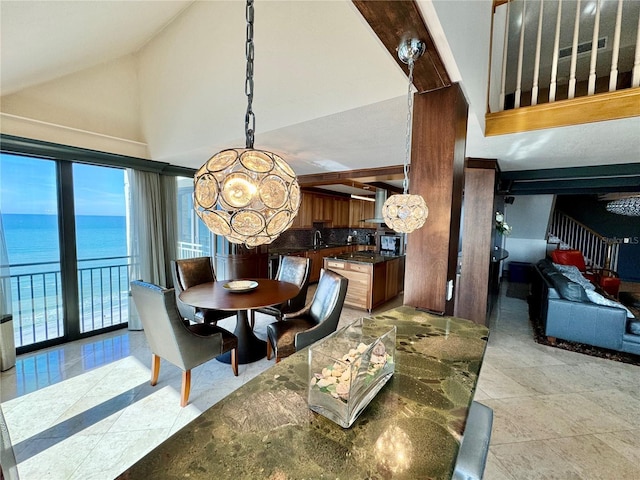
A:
[548, 210, 619, 271]
[490, 0, 640, 112]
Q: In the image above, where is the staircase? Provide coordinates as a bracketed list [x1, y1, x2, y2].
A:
[548, 210, 619, 271]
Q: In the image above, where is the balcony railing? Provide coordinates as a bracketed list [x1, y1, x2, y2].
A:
[9, 256, 132, 348]
[487, 0, 640, 134]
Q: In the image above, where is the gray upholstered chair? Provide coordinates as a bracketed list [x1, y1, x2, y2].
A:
[266, 269, 348, 363]
[130, 280, 238, 407]
[250, 255, 311, 328]
[452, 401, 493, 480]
[171, 257, 235, 325]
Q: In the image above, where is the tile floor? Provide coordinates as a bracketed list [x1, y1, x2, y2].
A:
[1, 283, 639, 479]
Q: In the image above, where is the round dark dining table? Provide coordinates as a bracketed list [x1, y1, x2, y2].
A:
[179, 279, 300, 364]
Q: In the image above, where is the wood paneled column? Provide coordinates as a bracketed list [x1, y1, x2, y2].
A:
[404, 84, 468, 315]
[455, 159, 498, 324]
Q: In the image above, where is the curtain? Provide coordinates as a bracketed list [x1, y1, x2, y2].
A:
[0, 211, 16, 372]
[126, 170, 178, 330]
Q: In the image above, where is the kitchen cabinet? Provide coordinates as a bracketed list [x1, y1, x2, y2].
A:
[305, 245, 351, 283]
[312, 195, 333, 223]
[349, 199, 378, 229]
[291, 192, 313, 229]
[332, 197, 350, 228]
[362, 200, 376, 228]
[324, 255, 405, 312]
[349, 200, 363, 228]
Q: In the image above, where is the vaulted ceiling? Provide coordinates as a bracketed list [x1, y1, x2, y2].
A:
[1, 0, 639, 193]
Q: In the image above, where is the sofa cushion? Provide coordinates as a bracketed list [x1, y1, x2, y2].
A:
[628, 320, 640, 335]
[552, 263, 596, 291]
[584, 289, 636, 319]
[546, 271, 590, 302]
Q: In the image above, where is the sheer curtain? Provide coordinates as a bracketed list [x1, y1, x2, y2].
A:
[126, 170, 178, 330]
[0, 210, 16, 371]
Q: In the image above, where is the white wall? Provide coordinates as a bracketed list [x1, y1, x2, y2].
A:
[431, 0, 493, 130]
[1, 55, 148, 158]
[503, 194, 555, 265]
[136, 1, 409, 165]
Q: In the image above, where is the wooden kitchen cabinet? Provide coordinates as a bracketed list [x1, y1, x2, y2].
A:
[332, 197, 350, 228]
[324, 256, 405, 312]
[306, 245, 350, 283]
[349, 199, 378, 229]
[349, 200, 363, 228]
[312, 195, 333, 223]
[362, 200, 376, 228]
[291, 192, 313, 229]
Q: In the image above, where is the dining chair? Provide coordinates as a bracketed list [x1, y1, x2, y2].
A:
[250, 255, 311, 328]
[171, 257, 236, 325]
[266, 269, 348, 363]
[130, 280, 238, 407]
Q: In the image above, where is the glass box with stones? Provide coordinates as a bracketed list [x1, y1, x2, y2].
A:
[308, 318, 396, 428]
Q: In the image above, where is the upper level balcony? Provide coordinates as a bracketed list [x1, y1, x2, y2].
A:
[486, 0, 640, 135]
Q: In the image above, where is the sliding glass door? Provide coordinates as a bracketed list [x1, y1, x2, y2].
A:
[0, 154, 65, 347]
[72, 164, 129, 333]
[0, 153, 131, 352]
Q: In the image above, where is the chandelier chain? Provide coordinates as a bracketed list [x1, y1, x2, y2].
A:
[403, 59, 415, 194]
[245, 0, 255, 149]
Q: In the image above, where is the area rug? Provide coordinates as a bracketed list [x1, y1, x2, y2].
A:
[527, 299, 640, 366]
[506, 281, 530, 300]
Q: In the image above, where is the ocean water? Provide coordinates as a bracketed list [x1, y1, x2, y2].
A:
[3, 213, 127, 272]
[2, 214, 129, 344]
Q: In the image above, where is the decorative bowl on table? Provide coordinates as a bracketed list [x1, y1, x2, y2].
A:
[308, 317, 396, 428]
[222, 280, 258, 293]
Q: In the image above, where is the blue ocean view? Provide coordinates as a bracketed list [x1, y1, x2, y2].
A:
[3, 214, 130, 345]
[3, 213, 127, 271]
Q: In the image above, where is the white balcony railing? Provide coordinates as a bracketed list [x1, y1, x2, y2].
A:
[490, 0, 640, 112]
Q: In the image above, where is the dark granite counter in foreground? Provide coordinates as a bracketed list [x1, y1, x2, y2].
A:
[118, 306, 489, 480]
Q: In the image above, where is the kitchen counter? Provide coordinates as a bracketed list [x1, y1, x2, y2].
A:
[117, 306, 489, 480]
[269, 242, 364, 254]
[329, 251, 405, 265]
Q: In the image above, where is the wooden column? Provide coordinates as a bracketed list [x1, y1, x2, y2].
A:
[455, 159, 498, 324]
[404, 84, 468, 315]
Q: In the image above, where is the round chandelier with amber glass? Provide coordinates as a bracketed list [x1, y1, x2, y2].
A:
[194, 148, 301, 247]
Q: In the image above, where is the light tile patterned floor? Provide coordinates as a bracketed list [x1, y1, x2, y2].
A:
[2, 284, 639, 479]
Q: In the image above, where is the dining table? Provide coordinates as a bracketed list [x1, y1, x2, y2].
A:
[179, 278, 300, 364]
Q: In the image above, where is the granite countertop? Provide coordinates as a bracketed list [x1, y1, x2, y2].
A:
[269, 243, 365, 255]
[328, 252, 405, 265]
[118, 306, 489, 480]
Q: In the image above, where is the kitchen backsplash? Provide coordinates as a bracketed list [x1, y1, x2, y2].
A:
[270, 225, 378, 249]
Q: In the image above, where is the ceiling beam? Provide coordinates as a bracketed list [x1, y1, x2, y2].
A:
[297, 165, 405, 187]
[352, 0, 451, 93]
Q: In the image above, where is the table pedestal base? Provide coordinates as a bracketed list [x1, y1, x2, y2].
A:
[217, 309, 267, 365]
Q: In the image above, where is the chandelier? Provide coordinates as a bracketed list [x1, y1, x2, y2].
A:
[606, 196, 640, 216]
[193, 0, 300, 247]
[381, 38, 429, 234]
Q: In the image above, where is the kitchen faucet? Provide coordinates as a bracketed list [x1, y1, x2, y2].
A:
[314, 230, 323, 247]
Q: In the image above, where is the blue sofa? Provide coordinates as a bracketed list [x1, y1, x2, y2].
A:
[531, 259, 640, 355]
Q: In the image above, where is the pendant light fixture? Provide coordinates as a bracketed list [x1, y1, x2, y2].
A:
[194, 0, 300, 247]
[606, 196, 640, 216]
[382, 38, 429, 234]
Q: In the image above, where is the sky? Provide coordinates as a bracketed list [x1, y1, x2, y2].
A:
[0, 153, 126, 216]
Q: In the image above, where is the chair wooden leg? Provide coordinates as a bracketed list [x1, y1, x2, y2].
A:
[150, 354, 160, 386]
[180, 370, 191, 407]
[266, 337, 273, 360]
[275, 356, 281, 364]
[250, 310, 255, 329]
[231, 348, 239, 376]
